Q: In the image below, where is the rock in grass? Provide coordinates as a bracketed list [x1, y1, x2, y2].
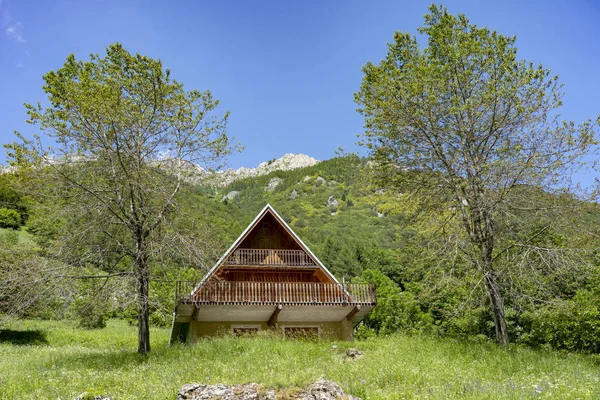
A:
[345, 348, 364, 360]
[74, 393, 111, 400]
[298, 379, 362, 400]
[176, 380, 360, 400]
[177, 383, 275, 400]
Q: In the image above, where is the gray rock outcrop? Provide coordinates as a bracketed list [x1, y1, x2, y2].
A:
[327, 196, 339, 209]
[299, 379, 362, 400]
[176, 380, 361, 400]
[290, 189, 299, 200]
[206, 154, 319, 186]
[177, 383, 275, 400]
[265, 177, 283, 192]
[222, 191, 240, 202]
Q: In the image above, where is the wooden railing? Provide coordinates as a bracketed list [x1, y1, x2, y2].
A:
[175, 281, 376, 306]
[223, 249, 317, 267]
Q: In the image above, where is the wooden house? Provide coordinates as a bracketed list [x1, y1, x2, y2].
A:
[170, 204, 376, 343]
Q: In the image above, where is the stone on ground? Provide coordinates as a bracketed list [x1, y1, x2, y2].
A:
[177, 379, 361, 400]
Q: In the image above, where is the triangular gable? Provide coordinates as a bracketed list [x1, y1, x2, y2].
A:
[192, 204, 340, 295]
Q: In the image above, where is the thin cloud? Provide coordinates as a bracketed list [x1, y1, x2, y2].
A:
[5, 22, 25, 42]
[1, 0, 26, 44]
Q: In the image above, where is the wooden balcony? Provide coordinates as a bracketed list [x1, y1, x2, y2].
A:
[223, 249, 317, 268]
[175, 281, 376, 306]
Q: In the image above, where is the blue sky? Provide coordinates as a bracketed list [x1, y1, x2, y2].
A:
[1, 0, 599, 171]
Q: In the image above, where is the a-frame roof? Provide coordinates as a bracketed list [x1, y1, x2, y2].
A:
[193, 204, 340, 294]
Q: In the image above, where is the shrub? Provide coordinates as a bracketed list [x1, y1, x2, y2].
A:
[0, 208, 21, 229]
[519, 290, 600, 353]
[355, 269, 433, 334]
[74, 296, 108, 330]
[149, 310, 170, 327]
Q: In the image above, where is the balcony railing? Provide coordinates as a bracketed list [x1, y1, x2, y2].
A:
[175, 281, 376, 306]
[223, 249, 317, 267]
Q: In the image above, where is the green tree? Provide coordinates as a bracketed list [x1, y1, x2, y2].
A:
[0, 208, 21, 229]
[355, 5, 597, 345]
[0, 173, 28, 224]
[6, 43, 240, 354]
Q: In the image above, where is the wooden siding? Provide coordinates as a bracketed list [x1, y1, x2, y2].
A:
[238, 213, 301, 250]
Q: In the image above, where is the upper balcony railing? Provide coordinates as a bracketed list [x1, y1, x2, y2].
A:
[223, 249, 317, 268]
[175, 281, 376, 306]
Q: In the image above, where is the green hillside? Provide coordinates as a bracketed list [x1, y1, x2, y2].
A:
[2, 155, 600, 353]
[211, 155, 406, 279]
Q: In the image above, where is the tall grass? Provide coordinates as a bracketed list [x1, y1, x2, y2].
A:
[0, 319, 598, 399]
[0, 227, 34, 245]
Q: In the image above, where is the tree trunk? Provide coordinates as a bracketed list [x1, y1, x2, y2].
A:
[482, 261, 509, 346]
[469, 199, 509, 346]
[137, 267, 150, 354]
[135, 232, 151, 354]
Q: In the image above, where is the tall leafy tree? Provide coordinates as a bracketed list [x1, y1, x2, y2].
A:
[355, 5, 597, 345]
[6, 43, 240, 353]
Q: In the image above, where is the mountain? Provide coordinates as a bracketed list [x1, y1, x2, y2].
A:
[203, 153, 320, 186]
[0, 153, 320, 187]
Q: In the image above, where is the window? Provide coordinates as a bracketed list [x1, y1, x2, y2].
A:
[231, 324, 261, 335]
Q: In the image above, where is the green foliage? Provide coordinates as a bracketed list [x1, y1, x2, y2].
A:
[0, 173, 28, 224]
[356, 269, 432, 334]
[75, 298, 107, 330]
[0, 208, 21, 229]
[355, 4, 596, 189]
[520, 290, 600, 353]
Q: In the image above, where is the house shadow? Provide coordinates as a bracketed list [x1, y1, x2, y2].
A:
[0, 329, 49, 345]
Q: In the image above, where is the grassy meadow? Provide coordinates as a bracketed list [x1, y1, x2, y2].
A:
[0, 320, 598, 399]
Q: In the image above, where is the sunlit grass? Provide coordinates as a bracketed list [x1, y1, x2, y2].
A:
[0, 227, 34, 245]
[0, 319, 598, 399]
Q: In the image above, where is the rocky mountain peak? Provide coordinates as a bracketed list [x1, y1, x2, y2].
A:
[209, 153, 319, 186]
